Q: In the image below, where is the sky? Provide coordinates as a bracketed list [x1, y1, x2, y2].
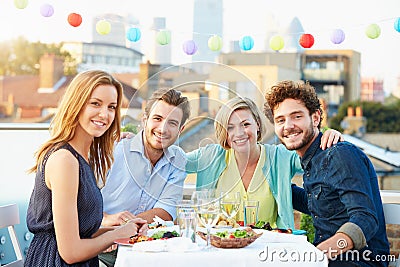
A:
[1, 0, 399, 94]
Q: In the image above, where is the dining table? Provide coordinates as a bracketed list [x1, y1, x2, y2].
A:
[114, 226, 328, 267]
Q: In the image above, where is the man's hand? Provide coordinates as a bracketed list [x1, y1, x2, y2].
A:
[102, 211, 137, 227]
[316, 232, 354, 260]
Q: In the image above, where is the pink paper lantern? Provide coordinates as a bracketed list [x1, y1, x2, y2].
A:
[182, 40, 198, 55]
[40, 3, 54, 17]
[330, 29, 345, 44]
[299, 33, 314, 48]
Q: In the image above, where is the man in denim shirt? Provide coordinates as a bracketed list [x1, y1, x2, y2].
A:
[264, 80, 390, 267]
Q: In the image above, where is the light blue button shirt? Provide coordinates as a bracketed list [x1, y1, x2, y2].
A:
[101, 131, 187, 220]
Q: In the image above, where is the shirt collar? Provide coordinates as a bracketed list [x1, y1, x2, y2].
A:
[300, 132, 323, 170]
[129, 130, 174, 161]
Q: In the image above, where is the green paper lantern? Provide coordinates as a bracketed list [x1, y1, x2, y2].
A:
[365, 24, 381, 39]
[269, 35, 284, 51]
[96, 20, 111, 35]
[156, 30, 171, 45]
[208, 35, 223, 51]
[14, 0, 28, 9]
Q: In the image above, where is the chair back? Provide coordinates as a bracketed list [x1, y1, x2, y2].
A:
[0, 204, 24, 267]
[383, 203, 400, 267]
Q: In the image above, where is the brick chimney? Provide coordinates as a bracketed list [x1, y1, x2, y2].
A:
[341, 106, 367, 137]
[39, 54, 64, 90]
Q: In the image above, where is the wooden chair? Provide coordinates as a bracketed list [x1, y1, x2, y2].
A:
[383, 203, 400, 267]
[0, 204, 24, 267]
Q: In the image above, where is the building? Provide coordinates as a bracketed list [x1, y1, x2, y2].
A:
[61, 42, 143, 74]
[0, 54, 142, 122]
[361, 77, 385, 103]
[192, 0, 223, 65]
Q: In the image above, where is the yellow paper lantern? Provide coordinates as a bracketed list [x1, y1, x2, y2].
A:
[365, 24, 381, 39]
[96, 20, 111, 35]
[269, 35, 284, 51]
[208, 35, 222, 51]
[156, 30, 171, 45]
[14, 0, 28, 9]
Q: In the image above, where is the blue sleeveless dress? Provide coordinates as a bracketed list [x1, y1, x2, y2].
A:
[25, 143, 103, 267]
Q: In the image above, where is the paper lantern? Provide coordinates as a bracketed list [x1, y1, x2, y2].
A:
[126, 28, 141, 42]
[40, 3, 54, 17]
[208, 35, 222, 51]
[14, 0, 28, 9]
[299, 34, 314, 48]
[330, 29, 345, 44]
[239, 36, 254, 51]
[269, 35, 284, 51]
[365, 24, 381, 39]
[68, 13, 82, 27]
[394, 17, 400, 33]
[182, 40, 198, 55]
[96, 20, 111, 35]
[156, 30, 171, 45]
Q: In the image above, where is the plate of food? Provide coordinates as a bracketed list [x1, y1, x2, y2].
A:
[114, 230, 180, 246]
[197, 227, 262, 249]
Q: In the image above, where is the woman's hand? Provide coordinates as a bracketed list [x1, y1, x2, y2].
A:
[102, 211, 137, 227]
[115, 217, 148, 240]
[119, 132, 134, 141]
[320, 129, 344, 150]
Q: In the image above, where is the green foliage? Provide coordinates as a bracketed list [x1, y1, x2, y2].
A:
[121, 123, 139, 134]
[300, 214, 315, 243]
[0, 36, 77, 75]
[330, 99, 400, 133]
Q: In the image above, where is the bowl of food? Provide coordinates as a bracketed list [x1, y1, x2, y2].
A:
[197, 227, 262, 249]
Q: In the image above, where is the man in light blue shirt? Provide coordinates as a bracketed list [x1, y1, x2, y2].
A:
[101, 88, 190, 225]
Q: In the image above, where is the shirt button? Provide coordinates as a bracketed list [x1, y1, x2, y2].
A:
[314, 215, 318, 219]
[308, 194, 311, 197]
[306, 172, 310, 177]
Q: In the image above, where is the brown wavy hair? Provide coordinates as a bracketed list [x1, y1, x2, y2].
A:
[263, 80, 323, 129]
[28, 70, 123, 186]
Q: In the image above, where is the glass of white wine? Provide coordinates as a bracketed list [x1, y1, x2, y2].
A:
[192, 189, 219, 249]
[219, 191, 241, 224]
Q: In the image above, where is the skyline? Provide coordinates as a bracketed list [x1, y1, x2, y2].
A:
[1, 0, 399, 94]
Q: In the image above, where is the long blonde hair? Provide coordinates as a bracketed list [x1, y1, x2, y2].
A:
[29, 70, 123, 186]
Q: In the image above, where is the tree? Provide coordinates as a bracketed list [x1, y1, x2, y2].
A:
[0, 36, 77, 76]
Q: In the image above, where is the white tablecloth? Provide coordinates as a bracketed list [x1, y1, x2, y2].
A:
[115, 227, 328, 267]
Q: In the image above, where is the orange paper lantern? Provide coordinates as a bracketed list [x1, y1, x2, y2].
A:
[299, 33, 314, 48]
[68, 13, 82, 27]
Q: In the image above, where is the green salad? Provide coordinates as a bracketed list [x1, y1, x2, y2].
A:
[215, 229, 251, 238]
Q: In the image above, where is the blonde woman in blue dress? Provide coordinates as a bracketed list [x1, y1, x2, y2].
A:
[186, 96, 341, 229]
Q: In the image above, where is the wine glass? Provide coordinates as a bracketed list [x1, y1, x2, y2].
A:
[219, 191, 241, 225]
[192, 189, 219, 249]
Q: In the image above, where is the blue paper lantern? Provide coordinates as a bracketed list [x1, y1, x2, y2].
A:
[239, 36, 254, 51]
[182, 40, 198, 55]
[126, 28, 141, 42]
[394, 17, 400, 33]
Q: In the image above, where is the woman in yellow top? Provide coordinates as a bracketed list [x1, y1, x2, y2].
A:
[186, 96, 341, 229]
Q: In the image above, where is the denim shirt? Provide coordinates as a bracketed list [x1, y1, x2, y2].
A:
[301, 133, 389, 265]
